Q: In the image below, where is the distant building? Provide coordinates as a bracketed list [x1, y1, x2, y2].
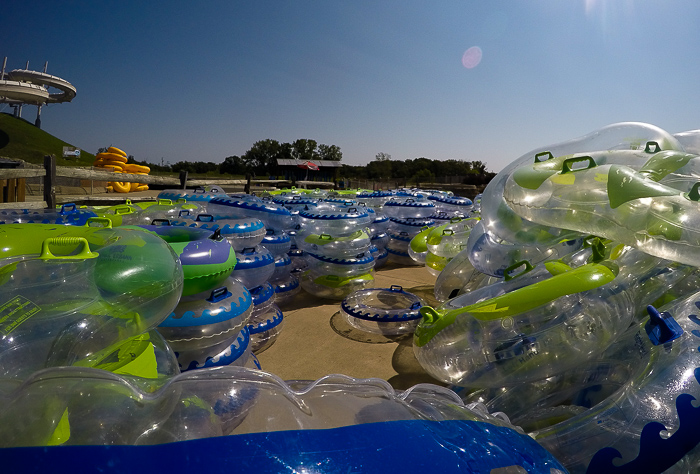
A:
[276, 159, 342, 183]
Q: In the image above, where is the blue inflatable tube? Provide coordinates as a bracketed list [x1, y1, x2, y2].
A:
[0, 203, 96, 225]
[0, 367, 567, 473]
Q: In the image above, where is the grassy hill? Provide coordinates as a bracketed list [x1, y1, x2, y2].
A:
[0, 112, 95, 167]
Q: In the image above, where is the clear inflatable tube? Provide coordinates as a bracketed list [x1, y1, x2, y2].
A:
[157, 188, 228, 203]
[341, 286, 424, 335]
[414, 245, 691, 388]
[70, 329, 181, 380]
[433, 248, 499, 301]
[467, 221, 584, 277]
[295, 229, 371, 258]
[429, 210, 458, 223]
[426, 217, 479, 258]
[158, 278, 253, 355]
[370, 231, 390, 249]
[230, 246, 275, 290]
[424, 251, 452, 277]
[495, 290, 700, 472]
[132, 199, 206, 226]
[428, 194, 474, 217]
[503, 155, 700, 267]
[250, 281, 275, 309]
[297, 207, 372, 236]
[0, 203, 97, 225]
[674, 128, 700, 154]
[383, 198, 436, 219]
[388, 217, 435, 235]
[260, 229, 291, 256]
[124, 224, 237, 296]
[300, 269, 375, 300]
[170, 214, 266, 251]
[356, 190, 394, 209]
[0, 224, 183, 378]
[0, 366, 566, 473]
[271, 195, 321, 212]
[407, 225, 434, 264]
[207, 196, 294, 231]
[271, 273, 301, 306]
[475, 122, 685, 251]
[386, 246, 422, 266]
[372, 245, 389, 269]
[369, 213, 390, 233]
[305, 251, 375, 276]
[247, 304, 284, 354]
[270, 254, 292, 281]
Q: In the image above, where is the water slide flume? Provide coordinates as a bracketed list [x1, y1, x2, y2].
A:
[0, 67, 75, 105]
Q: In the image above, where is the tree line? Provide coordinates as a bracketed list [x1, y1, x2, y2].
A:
[218, 139, 341, 177]
[99, 139, 341, 176]
[342, 153, 494, 185]
[99, 141, 494, 185]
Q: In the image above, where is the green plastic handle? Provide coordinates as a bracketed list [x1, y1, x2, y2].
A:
[503, 260, 533, 281]
[314, 273, 373, 287]
[644, 141, 661, 153]
[534, 151, 554, 163]
[39, 237, 98, 260]
[85, 217, 112, 228]
[113, 206, 133, 215]
[561, 156, 596, 174]
[687, 183, 700, 202]
[414, 261, 618, 347]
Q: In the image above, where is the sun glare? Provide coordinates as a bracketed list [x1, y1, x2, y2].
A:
[462, 46, 483, 69]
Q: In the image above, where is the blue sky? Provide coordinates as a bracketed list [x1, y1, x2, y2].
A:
[2, 1, 699, 172]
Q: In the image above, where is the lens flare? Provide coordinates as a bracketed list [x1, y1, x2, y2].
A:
[462, 46, 482, 69]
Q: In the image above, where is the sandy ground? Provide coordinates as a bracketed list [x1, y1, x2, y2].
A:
[256, 262, 445, 390]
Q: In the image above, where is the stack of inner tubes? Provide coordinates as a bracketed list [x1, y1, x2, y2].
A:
[246, 282, 284, 354]
[383, 196, 436, 266]
[296, 202, 375, 300]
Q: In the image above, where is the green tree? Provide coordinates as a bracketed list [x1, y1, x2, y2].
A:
[219, 155, 247, 175]
[318, 144, 342, 161]
[291, 139, 319, 162]
[471, 160, 487, 173]
[411, 168, 434, 185]
[368, 152, 392, 179]
[171, 161, 195, 173]
[243, 139, 290, 175]
[340, 164, 367, 179]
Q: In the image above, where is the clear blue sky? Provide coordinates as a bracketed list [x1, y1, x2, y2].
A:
[2, 1, 699, 172]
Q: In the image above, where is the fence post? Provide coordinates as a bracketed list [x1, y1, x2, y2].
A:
[244, 174, 251, 194]
[44, 154, 56, 209]
[179, 170, 188, 189]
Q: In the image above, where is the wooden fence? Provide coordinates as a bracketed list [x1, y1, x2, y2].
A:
[0, 155, 336, 209]
[0, 156, 483, 209]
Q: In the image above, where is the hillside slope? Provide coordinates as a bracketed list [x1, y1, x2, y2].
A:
[0, 113, 95, 166]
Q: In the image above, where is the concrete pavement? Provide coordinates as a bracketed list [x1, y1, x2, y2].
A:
[256, 262, 445, 390]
